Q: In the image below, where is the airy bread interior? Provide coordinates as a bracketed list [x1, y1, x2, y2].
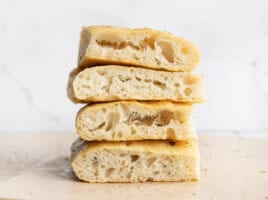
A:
[71, 139, 199, 183]
[78, 26, 200, 72]
[76, 101, 196, 141]
[71, 65, 204, 103]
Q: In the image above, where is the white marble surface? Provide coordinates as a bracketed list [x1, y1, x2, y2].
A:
[0, 0, 267, 133]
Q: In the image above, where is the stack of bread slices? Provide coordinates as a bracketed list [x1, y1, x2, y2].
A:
[68, 26, 204, 183]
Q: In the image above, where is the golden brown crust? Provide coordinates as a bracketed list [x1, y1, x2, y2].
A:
[67, 68, 81, 103]
[78, 100, 192, 112]
[71, 138, 195, 158]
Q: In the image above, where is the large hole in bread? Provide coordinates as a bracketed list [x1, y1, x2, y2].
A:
[130, 127, 136, 135]
[142, 36, 155, 49]
[120, 153, 126, 157]
[153, 171, 160, 175]
[154, 58, 161, 65]
[135, 76, 142, 81]
[121, 104, 129, 115]
[144, 78, 152, 83]
[118, 41, 126, 49]
[78, 74, 84, 79]
[105, 168, 115, 177]
[174, 82, 180, 87]
[105, 120, 113, 131]
[166, 128, 176, 139]
[125, 112, 156, 126]
[96, 40, 118, 49]
[96, 36, 156, 51]
[92, 156, 98, 171]
[105, 112, 120, 131]
[125, 110, 174, 127]
[90, 122, 106, 131]
[97, 70, 107, 76]
[127, 41, 140, 50]
[158, 41, 174, 63]
[153, 80, 166, 90]
[155, 111, 174, 126]
[146, 177, 154, 182]
[131, 155, 139, 162]
[146, 157, 157, 167]
[118, 75, 131, 82]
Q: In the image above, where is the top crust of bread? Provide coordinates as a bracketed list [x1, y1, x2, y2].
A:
[71, 138, 198, 161]
[78, 26, 200, 72]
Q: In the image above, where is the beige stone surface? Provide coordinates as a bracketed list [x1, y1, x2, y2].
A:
[0, 133, 267, 200]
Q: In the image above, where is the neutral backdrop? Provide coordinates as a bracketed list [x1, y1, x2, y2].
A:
[0, 0, 267, 133]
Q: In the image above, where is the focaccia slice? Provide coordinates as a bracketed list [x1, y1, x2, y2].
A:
[76, 101, 196, 141]
[69, 65, 204, 103]
[78, 26, 200, 72]
[71, 139, 200, 183]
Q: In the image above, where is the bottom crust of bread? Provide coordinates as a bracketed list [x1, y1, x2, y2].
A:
[71, 139, 200, 183]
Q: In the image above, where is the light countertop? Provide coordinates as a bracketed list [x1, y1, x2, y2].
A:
[0, 132, 267, 200]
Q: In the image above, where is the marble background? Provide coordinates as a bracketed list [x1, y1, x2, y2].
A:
[0, 0, 267, 133]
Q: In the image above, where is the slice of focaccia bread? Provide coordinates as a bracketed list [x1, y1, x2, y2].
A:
[71, 139, 200, 183]
[69, 65, 204, 103]
[78, 26, 200, 72]
[76, 101, 196, 141]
